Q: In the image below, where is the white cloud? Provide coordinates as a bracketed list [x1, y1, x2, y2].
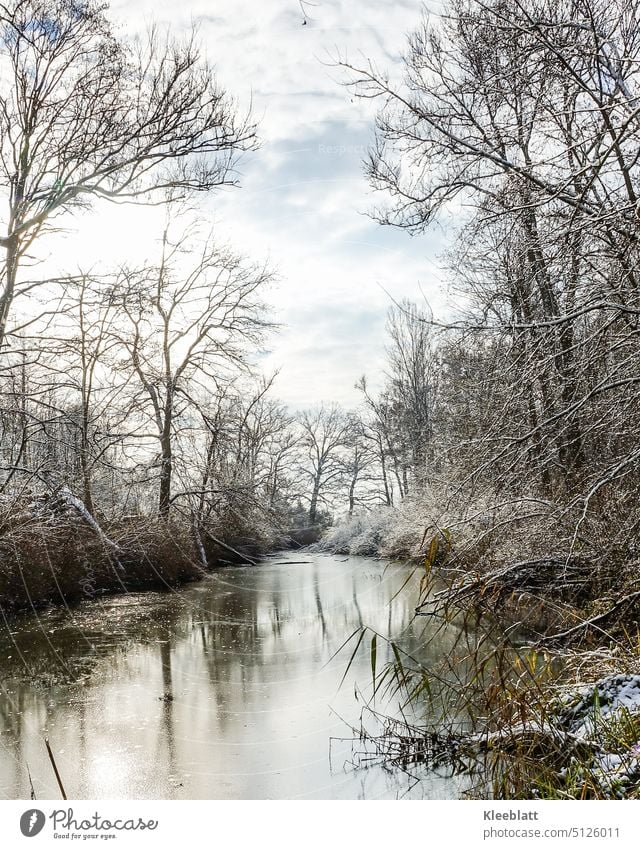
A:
[55, 0, 452, 409]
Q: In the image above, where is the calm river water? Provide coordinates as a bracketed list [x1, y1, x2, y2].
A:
[0, 552, 468, 799]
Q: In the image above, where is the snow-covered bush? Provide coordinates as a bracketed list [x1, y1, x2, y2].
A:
[314, 507, 396, 556]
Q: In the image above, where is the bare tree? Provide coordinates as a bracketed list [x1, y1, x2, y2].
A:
[186, 376, 300, 550]
[115, 222, 272, 515]
[0, 0, 257, 349]
[0, 340, 54, 494]
[385, 300, 438, 488]
[353, 303, 438, 504]
[298, 404, 353, 524]
[343, 416, 376, 515]
[356, 376, 406, 501]
[341, 0, 640, 584]
[19, 273, 132, 514]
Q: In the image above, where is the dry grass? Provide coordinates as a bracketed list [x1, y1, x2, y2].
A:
[0, 512, 205, 614]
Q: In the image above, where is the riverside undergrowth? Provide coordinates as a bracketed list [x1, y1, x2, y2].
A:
[327, 502, 640, 799]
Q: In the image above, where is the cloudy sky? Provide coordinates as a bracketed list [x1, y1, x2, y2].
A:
[66, 0, 450, 409]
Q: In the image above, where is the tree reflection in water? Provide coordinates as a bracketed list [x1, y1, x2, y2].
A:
[0, 553, 466, 799]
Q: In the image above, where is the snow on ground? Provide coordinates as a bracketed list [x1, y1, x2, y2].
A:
[561, 674, 640, 735]
[557, 674, 640, 796]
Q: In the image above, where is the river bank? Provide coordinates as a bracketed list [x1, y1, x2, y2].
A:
[315, 504, 640, 643]
[0, 489, 298, 616]
[315, 505, 640, 798]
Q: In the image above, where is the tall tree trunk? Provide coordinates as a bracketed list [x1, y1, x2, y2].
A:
[309, 475, 321, 524]
[79, 399, 95, 515]
[379, 437, 393, 506]
[159, 395, 173, 516]
[348, 475, 357, 516]
[159, 440, 172, 515]
[0, 236, 19, 351]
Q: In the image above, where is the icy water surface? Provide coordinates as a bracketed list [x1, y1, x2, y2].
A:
[0, 552, 467, 799]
